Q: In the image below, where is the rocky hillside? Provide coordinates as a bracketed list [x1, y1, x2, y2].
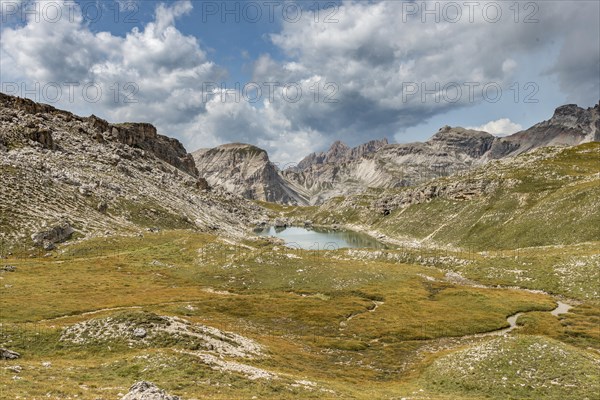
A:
[195, 102, 598, 205]
[0, 93, 263, 252]
[306, 142, 600, 250]
[488, 103, 599, 159]
[192, 143, 306, 204]
[295, 138, 389, 170]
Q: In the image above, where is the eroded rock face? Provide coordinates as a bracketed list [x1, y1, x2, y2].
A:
[90, 117, 198, 176]
[489, 102, 599, 158]
[194, 102, 598, 205]
[0, 93, 262, 246]
[296, 138, 389, 170]
[31, 221, 74, 248]
[193, 143, 305, 204]
[0, 93, 197, 176]
[120, 381, 180, 400]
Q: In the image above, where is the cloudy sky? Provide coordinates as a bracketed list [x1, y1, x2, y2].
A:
[1, 0, 599, 163]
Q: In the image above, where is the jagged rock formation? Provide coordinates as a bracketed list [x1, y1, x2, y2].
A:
[193, 143, 307, 204]
[194, 102, 598, 205]
[0, 93, 263, 250]
[296, 138, 389, 170]
[120, 381, 180, 400]
[487, 103, 600, 159]
[88, 116, 197, 176]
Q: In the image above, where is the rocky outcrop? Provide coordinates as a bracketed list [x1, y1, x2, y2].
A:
[0, 92, 65, 116]
[428, 126, 496, 159]
[0, 348, 20, 360]
[297, 138, 388, 170]
[0, 93, 263, 247]
[88, 116, 197, 176]
[193, 143, 306, 204]
[27, 127, 55, 150]
[31, 221, 74, 249]
[374, 177, 497, 215]
[488, 102, 600, 159]
[120, 381, 180, 400]
[0, 93, 197, 176]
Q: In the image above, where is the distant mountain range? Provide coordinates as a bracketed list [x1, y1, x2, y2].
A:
[0, 91, 597, 250]
[193, 102, 599, 205]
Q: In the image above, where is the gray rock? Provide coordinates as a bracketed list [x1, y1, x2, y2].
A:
[3, 265, 16, 272]
[7, 365, 22, 373]
[0, 348, 20, 360]
[132, 328, 147, 338]
[120, 381, 180, 400]
[31, 221, 74, 248]
[97, 201, 108, 213]
[27, 127, 54, 150]
[79, 184, 94, 196]
[274, 218, 288, 228]
[192, 143, 303, 204]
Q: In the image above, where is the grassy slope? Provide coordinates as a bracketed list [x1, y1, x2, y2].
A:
[0, 231, 598, 399]
[300, 143, 600, 250]
[1, 144, 599, 399]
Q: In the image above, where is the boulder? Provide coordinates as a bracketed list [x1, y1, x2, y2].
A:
[196, 178, 210, 191]
[92, 132, 105, 143]
[274, 218, 288, 228]
[97, 201, 108, 213]
[0, 348, 20, 360]
[31, 221, 74, 248]
[120, 381, 180, 400]
[133, 328, 147, 338]
[28, 127, 54, 150]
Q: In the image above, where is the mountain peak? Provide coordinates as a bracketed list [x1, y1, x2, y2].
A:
[297, 138, 389, 170]
[328, 140, 350, 151]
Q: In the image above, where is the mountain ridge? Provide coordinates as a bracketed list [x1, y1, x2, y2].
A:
[0, 92, 263, 251]
[193, 102, 599, 205]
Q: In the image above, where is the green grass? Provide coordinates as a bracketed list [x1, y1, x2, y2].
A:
[1, 230, 597, 399]
[1, 144, 599, 399]
[422, 335, 600, 400]
[297, 143, 600, 251]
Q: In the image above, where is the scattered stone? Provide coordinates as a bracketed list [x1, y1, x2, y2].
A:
[6, 365, 22, 373]
[2, 265, 16, 272]
[0, 348, 20, 360]
[97, 200, 108, 213]
[120, 381, 180, 400]
[79, 184, 94, 196]
[60, 312, 264, 358]
[133, 328, 147, 338]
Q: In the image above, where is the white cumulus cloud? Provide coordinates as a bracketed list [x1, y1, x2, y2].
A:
[469, 118, 523, 136]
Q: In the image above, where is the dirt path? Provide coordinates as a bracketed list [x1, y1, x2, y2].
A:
[339, 300, 384, 329]
[35, 300, 196, 323]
